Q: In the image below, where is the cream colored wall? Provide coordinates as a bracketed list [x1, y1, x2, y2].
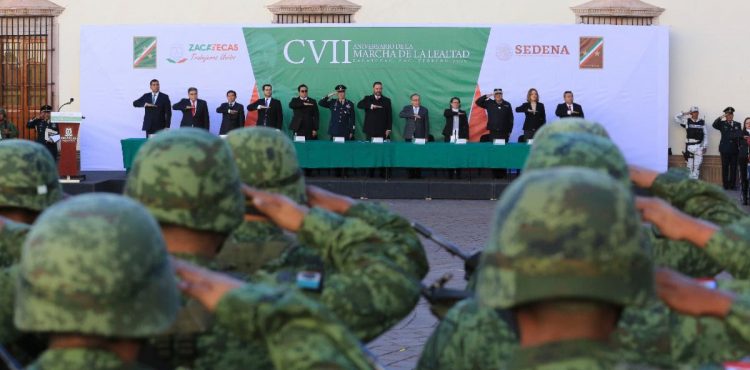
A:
[52, 0, 749, 155]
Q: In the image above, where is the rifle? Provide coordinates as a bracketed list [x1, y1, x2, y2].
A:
[411, 222, 482, 280]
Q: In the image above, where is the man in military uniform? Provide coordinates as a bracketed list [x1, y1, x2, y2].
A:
[0, 108, 18, 139]
[12, 193, 180, 370]
[675, 106, 707, 180]
[124, 128, 396, 369]
[713, 106, 742, 189]
[319, 84, 356, 140]
[475, 88, 513, 141]
[26, 105, 58, 161]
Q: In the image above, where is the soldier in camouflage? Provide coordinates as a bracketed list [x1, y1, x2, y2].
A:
[418, 127, 750, 369]
[475, 168, 654, 369]
[0, 139, 63, 268]
[13, 193, 180, 370]
[124, 128, 385, 369]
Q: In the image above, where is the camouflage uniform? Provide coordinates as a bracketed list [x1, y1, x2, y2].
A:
[14, 193, 179, 370]
[475, 168, 654, 369]
[0, 140, 62, 268]
[419, 130, 750, 369]
[125, 128, 383, 370]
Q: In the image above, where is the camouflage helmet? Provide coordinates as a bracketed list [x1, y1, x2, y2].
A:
[476, 167, 653, 309]
[15, 193, 178, 337]
[532, 118, 609, 144]
[0, 140, 62, 212]
[226, 127, 306, 203]
[524, 132, 630, 188]
[124, 128, 243, 234]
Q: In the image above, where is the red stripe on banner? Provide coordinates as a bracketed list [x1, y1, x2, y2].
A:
[468, 84, 488, 142]
[244, 84, 259, 127]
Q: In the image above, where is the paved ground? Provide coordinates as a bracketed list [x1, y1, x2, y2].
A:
[363, 199, 496, 369]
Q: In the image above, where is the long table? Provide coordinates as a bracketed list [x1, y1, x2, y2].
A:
[121, 138, 530, 171]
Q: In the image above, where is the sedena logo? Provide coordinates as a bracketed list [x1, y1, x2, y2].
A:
[133, 36, 157, 69]
[580, 37, 604, 69]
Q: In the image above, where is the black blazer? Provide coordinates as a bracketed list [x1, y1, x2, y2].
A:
[442, 109, 469, 140]
[133, 92, 172, 133]
[172, 99, 210, 130]
[399, 105, 429, 140]
[216, 102, 245, 135]
[555, 103, 584, 119]
[713, 118, 743, 154]
[516, 102, 546, 131]
[248, 97, 283, 129]
[289, 97, 319, 136]
[357, 95, 393, 138]
[475, 96, 513, 133]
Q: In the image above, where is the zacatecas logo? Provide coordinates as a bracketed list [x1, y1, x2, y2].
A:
[282, 39, 473, 65]
[166, 42, 240, 64]
[133, 36, 157, 69]
[580, 37, 604, 69]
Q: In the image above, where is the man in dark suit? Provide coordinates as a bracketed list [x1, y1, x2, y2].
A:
[555, 90, 585, 119]
[475, 88, 513, 141]
[399, 93, 429, 141]
[216, 90, 245, 135]
[289, 84, 319, 139]
[248, 84, 283, 129]
[172, 87, 210, 130]
[319, 84, 355, 140]
[713, 106, 743, 190]
[357, 81, 393, 140]
[133, 79, 172, 137]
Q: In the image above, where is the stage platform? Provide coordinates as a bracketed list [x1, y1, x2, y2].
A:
[63, 170, 518, 200]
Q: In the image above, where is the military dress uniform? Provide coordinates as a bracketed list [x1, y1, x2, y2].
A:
[713, 107, 743, 189]
[674, 106, 707, 180]
[26, 105, 58, 160]
[474, 88, 513, 141]
[319, 85, 356, 140]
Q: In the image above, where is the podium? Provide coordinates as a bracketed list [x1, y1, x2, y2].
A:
[50, 112, 85, 183]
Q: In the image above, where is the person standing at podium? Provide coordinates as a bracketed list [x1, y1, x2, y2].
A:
[173, 87, 210, 130]
[216, 90, 245, 135]
[27, 104, 58, 160]
[132, 79, 172, 137]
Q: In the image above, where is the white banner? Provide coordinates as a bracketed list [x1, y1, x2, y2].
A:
[80, 24, 668, 170]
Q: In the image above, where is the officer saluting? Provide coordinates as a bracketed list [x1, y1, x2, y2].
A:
[474, 88, 513, 141]
[713, 106, 742, 190]
[319, 84, 355, 140]
[674, 106, 707, 180]
[26, 104, 59, 161]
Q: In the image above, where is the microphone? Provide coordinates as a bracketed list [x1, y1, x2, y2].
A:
[57, 98, 74, 111]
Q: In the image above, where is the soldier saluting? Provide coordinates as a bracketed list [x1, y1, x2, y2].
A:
[713, 106, 742, 190]
[319, 84, 355, 141]
[26, 104, 58, 161]
[674, 106, 707, 180]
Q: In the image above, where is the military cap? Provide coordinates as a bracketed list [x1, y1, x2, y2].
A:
[226, 127, 306, 204]
[124, 128, 243, 234]
[532, 118, 610, 144]
[724, 107, 735, 114]
[493, 88, 503, 94]
[476, 167, 653, 309]
[0, 140, 62, 212]
[335, 84, 347, 92]
[39, 105, 52, 112]
[689, 106, 700, 113]
[15, 193, 179, 337]
[524, 132, 629, 188]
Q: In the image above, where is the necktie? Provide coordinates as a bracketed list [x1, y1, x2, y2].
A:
[568, 104, 572, 113]
[191, 101, 196, 117]
[152, 94, 156, 104]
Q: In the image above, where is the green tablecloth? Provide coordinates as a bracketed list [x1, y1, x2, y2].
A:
[121, 138, 530, 170]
